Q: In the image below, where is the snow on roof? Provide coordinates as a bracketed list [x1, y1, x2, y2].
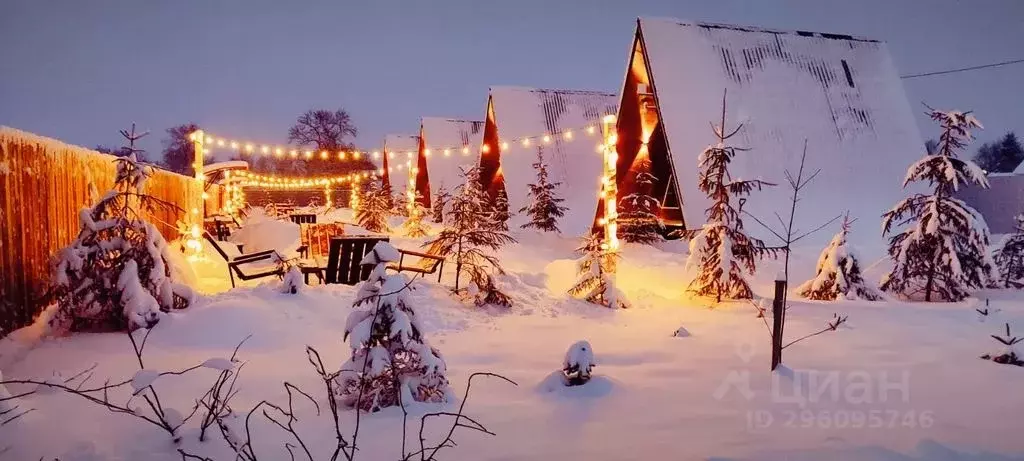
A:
[419, 117, 484, 196]
[956, 174, 1024, 234]
[1012, 161, 1024, 175]
[637, 18, 923, 243]
[202, 161, 249, 173]
[488, 87, 618, 235]
[383, 134, 419, 191]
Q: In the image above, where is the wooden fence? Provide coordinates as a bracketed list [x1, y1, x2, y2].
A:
[0, 127, 216, 336]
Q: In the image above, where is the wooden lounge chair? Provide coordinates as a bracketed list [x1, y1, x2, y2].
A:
[203, 232, 284, 288]
[289, 213, 317, 225]
[387, 249, 445, 282]
[322, 235, 390, 285]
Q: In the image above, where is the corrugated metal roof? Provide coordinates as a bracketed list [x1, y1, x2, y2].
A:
[419, 117, 484, 196]
[637, 17, 924, 246]
[488, 87, 618, 236]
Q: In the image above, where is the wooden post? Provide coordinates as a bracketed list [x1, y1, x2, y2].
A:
[600, 115, 619, 254]
[771, 275, 787, 371]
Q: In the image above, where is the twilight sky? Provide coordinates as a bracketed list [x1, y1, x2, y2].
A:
[1, 0, 1022, 161]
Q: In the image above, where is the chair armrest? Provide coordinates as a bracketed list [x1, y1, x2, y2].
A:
[397, 249, 445, 261]
[233, 249, 278, 263]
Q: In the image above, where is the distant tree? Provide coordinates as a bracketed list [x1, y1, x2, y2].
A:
[355, 182, 391, 234]
[402, 191, 430, 238]
[881, 109, 994, 301]
[431, 186, 449, 224]
[95, 145, 133, 157]
[519, 151, 567, 233]
[287, 109, 374, 175]
[797, 214, 882, 301]
[161, 123, 199, 175]
[995, 214, 1024, 288]
[568, 233, 630, 309]
[973, 132, 1024, 173]
[491, 187, 511, 231]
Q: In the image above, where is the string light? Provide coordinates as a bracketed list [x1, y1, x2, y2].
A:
[543, 135, 551, 144]
[522, 138, 531, 147]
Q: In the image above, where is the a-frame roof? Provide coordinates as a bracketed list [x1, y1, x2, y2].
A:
[485, 86, 618, 235]
[382, 134, 419, 193]
[628, 18, 924, 244]
[417, 117, 484, 198]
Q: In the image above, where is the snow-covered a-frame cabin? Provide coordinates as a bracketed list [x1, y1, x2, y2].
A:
[597, 18, 924, 245]
[956, 165, 1024, 234]
[412, 117, 484, 208]
[381, 134, 420, 196]
[478, 86, 618, 235]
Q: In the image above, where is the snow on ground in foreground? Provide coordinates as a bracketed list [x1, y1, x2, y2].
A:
[3, 230, 1024, 460]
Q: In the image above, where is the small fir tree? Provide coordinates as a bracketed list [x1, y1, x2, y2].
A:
[356, 181, 391, 234]
[518, 150, 567, 232]
[683, 97, 772, 302]
[50, 124, 193, 333]
[392, 190, 409, 217]
[797, 215, 882, 301]
[431, 185, 449, 224]
[491, 186, 511, 231]
[402, 191, 430, 238]
[881, 109, 994, 301]
[995, 214, 1024, 288]
[618, 158, 663, 244]
[337, 242, 450, 411]
[568, 233, 630, 308]
[425, 166, 515, 304]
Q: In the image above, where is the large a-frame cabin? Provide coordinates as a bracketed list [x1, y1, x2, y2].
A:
[478, 86, 617, 235]
[598, 18, 924, 245]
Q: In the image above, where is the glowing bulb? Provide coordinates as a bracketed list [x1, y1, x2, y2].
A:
[245, 144, 254, 153]
[543, 135, 551, 144]
[304, 150, 313, 159]
[388, 151, 395, 159]
[443, 148, 451, 157]
[338, 151, 347, 160]
[188, 133, 196, 141]
[603, 114, 617, 123]
[191, 207, 199, 214]
[353, 152, 361, 159]
[501, 141, 509, 151]
[596, 144, 603, 153]
[564, 130, 573, 140]
[406, 151, 413, 159]
[230, 141, 239, 149]
[289, 149, 298, 158]
[462, 146, 469, 155]
[217, 139, 225, 147]
[201, 192, 209, 200]
[320, 150, 328, 159]
[205, 136, 213, 144]
[373, 151, 380, 159]
[482, 144, 491, 154]
[388, 167, 393, 172]
[275, 148, 284, 157]
[586, 126, 596, 135]
[362, 172, 368, 178]
[424, 149, 431, 157]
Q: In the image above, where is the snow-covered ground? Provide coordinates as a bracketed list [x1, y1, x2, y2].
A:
[3, 219, 1023, 460]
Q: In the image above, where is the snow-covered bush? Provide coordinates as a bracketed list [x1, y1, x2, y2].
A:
[355, 181, 391, 234]
[562, 340, 596, 386]
[995, 214, 1024, 288]
[568, 233, 630, 308]
[50, 127, 193, 333]
[518, 150, 567, 233]
[618, 158, 663, 244]
[881, 109, 995, 301]
[426, 166, 515, 304]
[337, 242, 451, 411]
[281, 264, 303, 294]
[683, 103, 772, 302]
[980, 323, 1024, 366]
[797, 215, 882, 301]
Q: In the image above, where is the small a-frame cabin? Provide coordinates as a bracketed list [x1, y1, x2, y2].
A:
[381, 134, 420, 198]
[478, 86, 618, 235]
[412, 117, 484, 209]
[956, 168, 1024, 234]
[598, 18, 924, 244]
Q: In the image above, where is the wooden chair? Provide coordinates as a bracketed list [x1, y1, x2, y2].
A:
[323, 235, 390, 285]
[203, 232, 284, 288]
[289, 213, 317, 225]
[388, 249, 445, 282]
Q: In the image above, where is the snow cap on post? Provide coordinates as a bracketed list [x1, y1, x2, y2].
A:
[775, 271, 787, 282]
[360, 241, 401, 265]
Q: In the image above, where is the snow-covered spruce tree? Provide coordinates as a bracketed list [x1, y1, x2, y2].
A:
[392, 190, 409, 218]
[50, 125, 193, 333]
[995, 214, 1024, 288]
[431, 185, 449, 224]
[355, 181, 391, 234]
[518, 150, 567, 232]
[881, 109, 994, 301]
[562, 340, 596, 386]
[491, 186, 511, 232]
[683, 100, 772, 302]
[402, 191, 430, 238]
[797, 214, 882, 301]
[425, 166, 515, 306]
[338, 242, 450, 411]
[568, 233, 630, 308]
[618, 158, 663, 244]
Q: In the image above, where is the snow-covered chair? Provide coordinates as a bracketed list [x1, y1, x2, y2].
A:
[203, 232, 284, 288]
[388, 249, 445, 282]
[323, 235, 391, 285]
